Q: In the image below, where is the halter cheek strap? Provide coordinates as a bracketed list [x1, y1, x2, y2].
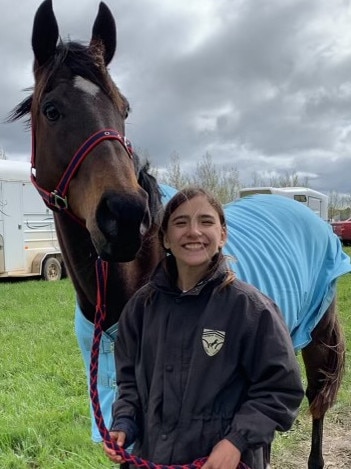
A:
[31, 128, 133, 220]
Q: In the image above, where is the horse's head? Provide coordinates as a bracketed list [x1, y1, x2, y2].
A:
[27, 0, 152, 262]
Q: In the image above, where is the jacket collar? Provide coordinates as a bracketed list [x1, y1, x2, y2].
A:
[150, 254, 229, 296]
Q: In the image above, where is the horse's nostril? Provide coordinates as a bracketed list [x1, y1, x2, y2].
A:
[97, 198, 119, 240]
[104, 219, 119, 240]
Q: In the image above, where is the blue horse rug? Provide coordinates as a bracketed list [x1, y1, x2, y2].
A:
[224, 194, 350, 350]
[75, 186, 351, 442]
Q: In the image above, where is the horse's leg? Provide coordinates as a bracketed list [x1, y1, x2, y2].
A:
[308, 418, 324, 469]
[301, 298, 345, 469]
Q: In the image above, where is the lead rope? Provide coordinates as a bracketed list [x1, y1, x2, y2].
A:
[90, 257, 250, 469]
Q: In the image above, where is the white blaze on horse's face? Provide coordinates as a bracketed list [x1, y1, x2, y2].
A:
[74, 76, 100, 97]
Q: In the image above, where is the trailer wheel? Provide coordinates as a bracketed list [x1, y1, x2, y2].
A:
[42, 257, 62, 281]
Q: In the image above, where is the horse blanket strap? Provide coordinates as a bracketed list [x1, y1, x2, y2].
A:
[31, 128, 133, 216]
[89, 257, 251, 469]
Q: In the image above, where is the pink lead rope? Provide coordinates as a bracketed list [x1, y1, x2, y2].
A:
[90, 257, 250, 469]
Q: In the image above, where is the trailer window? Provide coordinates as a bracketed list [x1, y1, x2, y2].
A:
[240, 189, 272, 197]
[294, 195, 307, 203]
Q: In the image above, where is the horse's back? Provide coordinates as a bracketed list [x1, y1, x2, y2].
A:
[160, 184, 178, 203]
[223, 194, 351, 350]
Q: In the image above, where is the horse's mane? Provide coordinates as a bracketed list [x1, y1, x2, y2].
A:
[7, 94, 32, 126]
[135, 156, 164, 226]
[8, 39, 129, 125]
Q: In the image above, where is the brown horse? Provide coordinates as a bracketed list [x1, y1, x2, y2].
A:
[9, 0, 168, 442]
[10, 1, 350, 468]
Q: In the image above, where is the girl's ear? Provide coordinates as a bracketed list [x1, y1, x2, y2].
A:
[219, 226, 227, 248]
[163, 234, 170, 250]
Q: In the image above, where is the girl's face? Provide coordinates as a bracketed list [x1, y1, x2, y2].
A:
[163, 195, 227, 272]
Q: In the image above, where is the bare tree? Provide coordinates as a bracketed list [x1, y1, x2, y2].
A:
[152, 153, 351, 220]
[250, 171, 310, 188]
[156, 152, 240, 203]
[216, 166, 242, 203]
[192, 153, 220, 194]
[341, 194, 351, 219]
[250, 171, 266, 187]
[328, 191, 341, 221]
[191, 153, 241, 203]
[160, 152, 190, 189]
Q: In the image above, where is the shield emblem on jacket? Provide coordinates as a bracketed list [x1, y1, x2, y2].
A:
[202, 329, 225, 356]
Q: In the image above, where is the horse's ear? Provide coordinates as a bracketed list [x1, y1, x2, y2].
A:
[90, 2, 116, 66]
[32, 0, 59, 68]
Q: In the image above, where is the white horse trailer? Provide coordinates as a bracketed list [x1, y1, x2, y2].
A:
[239, 187, 329, 221]
[0, 160, 64, 280]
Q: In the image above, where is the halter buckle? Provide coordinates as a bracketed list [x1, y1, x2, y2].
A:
[51, 191, 68, 210]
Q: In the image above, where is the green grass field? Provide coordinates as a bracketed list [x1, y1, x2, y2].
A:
[0, 247, 350, 468]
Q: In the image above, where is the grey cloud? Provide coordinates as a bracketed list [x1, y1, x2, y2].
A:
[0, 0, 351, 193]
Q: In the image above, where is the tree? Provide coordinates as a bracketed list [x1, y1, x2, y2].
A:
[192, 153, 241, 203]
[250, 170, 310, 188]
[328, 192, 351, 221]
[161, 152, 191, 189]
[150, 152, 351, 216]
[328, 191, 342, 221]
[158, 152, 241, 204]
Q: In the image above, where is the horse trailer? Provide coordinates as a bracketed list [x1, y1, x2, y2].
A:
[0, 159, 64, 280]
[239, 186, 329, 221]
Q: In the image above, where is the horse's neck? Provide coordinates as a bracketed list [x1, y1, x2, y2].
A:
[55, 214, 163, 328]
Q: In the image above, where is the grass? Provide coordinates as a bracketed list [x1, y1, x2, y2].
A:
[0, 247, 350, 468]
[0, 279, 115, 468]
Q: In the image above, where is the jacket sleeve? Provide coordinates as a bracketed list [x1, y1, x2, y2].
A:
[110, 294, 143, 428]
[225, 293, 305, 452]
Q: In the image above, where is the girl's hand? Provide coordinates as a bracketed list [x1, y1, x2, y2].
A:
[202, 439, 241, 469]
[103, 431, 127, 463]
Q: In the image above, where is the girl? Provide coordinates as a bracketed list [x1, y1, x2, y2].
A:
[104, 187, 304, 469]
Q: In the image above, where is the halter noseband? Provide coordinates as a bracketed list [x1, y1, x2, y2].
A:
[31, 128, 133, 220]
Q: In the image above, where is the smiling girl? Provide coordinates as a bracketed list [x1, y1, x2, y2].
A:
[104, 187, 304, 469]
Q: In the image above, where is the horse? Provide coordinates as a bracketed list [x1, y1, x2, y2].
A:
[9, 0, 172, 442]
[9, 1, 351, 468]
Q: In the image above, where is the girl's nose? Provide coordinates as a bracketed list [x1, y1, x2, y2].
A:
[188, 222, 201, 236]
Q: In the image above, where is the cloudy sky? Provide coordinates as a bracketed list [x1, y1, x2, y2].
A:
[1, 0, 351, 194]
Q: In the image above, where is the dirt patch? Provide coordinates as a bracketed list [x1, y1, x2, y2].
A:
[321, 422, 351, 468]
[271, 416, 351, 468]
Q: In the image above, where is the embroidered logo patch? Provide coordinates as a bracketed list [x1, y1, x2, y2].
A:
[202, 329, 225, 356]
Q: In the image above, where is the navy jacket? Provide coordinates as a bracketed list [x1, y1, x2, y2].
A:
[111, 257, 304, 466]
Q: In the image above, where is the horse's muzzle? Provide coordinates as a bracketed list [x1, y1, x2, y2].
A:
[94, 190, 151, 262]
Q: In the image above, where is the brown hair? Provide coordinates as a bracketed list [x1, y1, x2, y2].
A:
[159, 186, 235, 289]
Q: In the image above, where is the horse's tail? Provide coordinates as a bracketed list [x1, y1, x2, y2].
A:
[303, 299, 346, 419]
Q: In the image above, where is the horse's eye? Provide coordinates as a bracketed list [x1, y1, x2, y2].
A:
[43, 103, 60, 121]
